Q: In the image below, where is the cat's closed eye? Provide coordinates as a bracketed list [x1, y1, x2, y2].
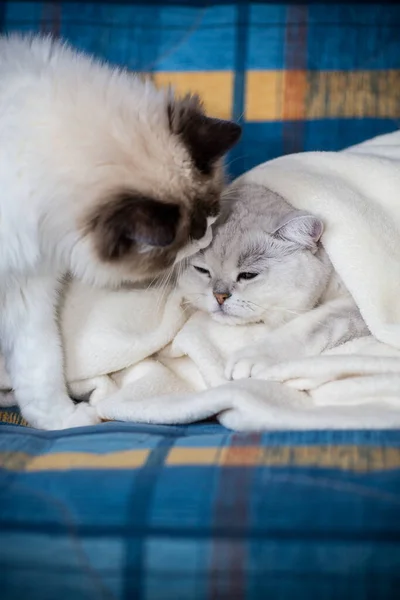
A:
[237, 272, 258, 281]
[193, 265, 211, 277]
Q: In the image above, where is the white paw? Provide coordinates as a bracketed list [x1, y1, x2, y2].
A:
[225, 357, 253, 380]
[61, 403, 101, 429]
[88, 379, 119, 407]
[225, 353, 275, 381]
[24, 401, 101, 430]
[250, 358, 277, 379]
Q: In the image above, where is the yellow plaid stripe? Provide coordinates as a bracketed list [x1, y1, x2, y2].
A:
[0, 410, 28, 427]
[306, 70, 400, 119]
[154, 71, 234, 120]
[1, 445, 399, 473]
[151, 70, 400, 121]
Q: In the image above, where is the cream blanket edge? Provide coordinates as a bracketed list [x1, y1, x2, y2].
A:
[2, 131, 400, 430]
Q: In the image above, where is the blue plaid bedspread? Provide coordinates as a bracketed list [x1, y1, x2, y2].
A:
[0, 1, 399, 177]
[0, 1, 400, 598]
[1, 416, 400, 599]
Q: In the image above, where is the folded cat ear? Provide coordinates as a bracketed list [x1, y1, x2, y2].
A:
[90, 193, 180, 260]
[167, 94, 242, 174]
[273, 213, 324, 251]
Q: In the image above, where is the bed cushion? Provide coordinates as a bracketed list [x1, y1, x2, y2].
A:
[1, 411, 400, 599]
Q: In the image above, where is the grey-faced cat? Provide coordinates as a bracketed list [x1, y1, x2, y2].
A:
[179, 182, 369, 380]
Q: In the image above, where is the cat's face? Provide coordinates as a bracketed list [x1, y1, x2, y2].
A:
[66, 94, 240, 286]
[179, 207, 331, 326]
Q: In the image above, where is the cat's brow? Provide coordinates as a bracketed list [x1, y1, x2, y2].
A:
[238, 244, 274, 268]
[238, 237, 297, 269]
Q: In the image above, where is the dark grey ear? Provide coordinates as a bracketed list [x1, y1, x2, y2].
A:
[273, 213, 324, 251]
[167, 94, 242, 174]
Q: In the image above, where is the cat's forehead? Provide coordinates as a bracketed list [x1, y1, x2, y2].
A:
[204, 223, 246, 264]
[237, 238, 275, 268]
[203, 228, 276, 270]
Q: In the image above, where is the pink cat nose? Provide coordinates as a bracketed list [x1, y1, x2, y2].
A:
[213, 292, 231, 305]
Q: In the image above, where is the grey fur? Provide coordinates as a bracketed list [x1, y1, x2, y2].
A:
[179, 182, 369, 370]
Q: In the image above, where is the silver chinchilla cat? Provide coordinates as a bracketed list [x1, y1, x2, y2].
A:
[178, 181, 369, 380]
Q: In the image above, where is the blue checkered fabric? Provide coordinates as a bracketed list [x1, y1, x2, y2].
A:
[1, 419, 400, 599]
[0, 1, 399, 176]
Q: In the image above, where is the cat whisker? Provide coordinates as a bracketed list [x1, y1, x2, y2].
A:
[154, 269, 168, 290]
[156, 264, 175, 314]
[144, 273, 162, 292]
[223, 153, 250, 170]
[246, 301, 339, 331]
[181, 294, 203, 306]
[246, 300, 306, 317]
[180, 303, 197, 316]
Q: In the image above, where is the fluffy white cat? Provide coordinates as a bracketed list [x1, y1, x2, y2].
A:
[0, 35, 241, 429]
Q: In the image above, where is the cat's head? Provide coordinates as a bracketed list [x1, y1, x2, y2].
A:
[64, 91, 241, 286]
[179, 185, 331, 326]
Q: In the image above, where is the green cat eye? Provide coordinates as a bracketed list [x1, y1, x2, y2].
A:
[237, 272, 258, 281]
[193, 266, 210, 276]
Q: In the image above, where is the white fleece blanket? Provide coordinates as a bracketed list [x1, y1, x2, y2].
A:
[2, 131, 400, 430]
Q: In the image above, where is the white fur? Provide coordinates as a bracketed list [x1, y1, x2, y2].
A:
[180, 244, 330, 327]
[2, 131, 400, 432]
[0, 35, 215, 429]
[178, 183, 369, 379]
[91, 130, 400, 430]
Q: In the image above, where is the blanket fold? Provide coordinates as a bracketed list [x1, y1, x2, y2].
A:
[2, 132, 400, 430]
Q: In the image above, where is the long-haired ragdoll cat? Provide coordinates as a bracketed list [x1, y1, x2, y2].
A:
[0, 35, 241, 429]
[179, 182, 369, 380]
